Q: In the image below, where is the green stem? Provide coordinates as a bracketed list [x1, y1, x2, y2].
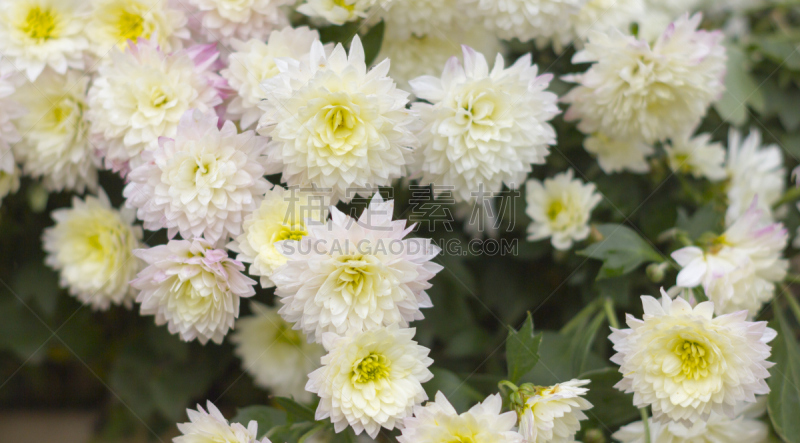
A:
[604, 298, 620, 329]
[298, 423, 326, 443]
[786, 292, 800, 325]
[498, 380, 519, 394]
[785, 273, 800, 284]
[640, 407, 652, 443]
[773, 186, 800, 209]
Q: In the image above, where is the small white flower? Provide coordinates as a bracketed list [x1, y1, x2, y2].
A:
[272, 194, 442, 343]
[42, 190, 143, 310]
[0, 0, 89, 81]
[725, 128, 785, 223]
[672, 202, 788, 317]
[307, 325, 434, 438]
[398, 391, 523, 443]
[132, 238, 256, 344]
[297, 0, 377, 25]
[665, 133, 727, 181]
[0, 153, 21, 206]
[583, 133, 654, 174]
[462, 0, 582, 46]
[410, 46, 559, 203]
[564, 14, 726, 144]
[571, 0, 645, 46]
[124, 109, 270, 246]
[610, 291, 776, 425]
[175, 400, 271, 443]
[222, 26, 322, 129]
[258, 36, 416, 204]
[232, 301, 325, 402]
[185, 0, 292, 46]
[13, 69, 99, 193]
[525, 169, 602, 251]
[88, 39, 225, 172]
[518, 379, 593, 443]
[87, 0, 189, 56]
[228, 186, 328, 288]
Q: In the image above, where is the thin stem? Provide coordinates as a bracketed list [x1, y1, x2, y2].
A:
[640, 407, 652, 443]
[785, 273, 800, 284]
[786, 292, 800, 325]
[773, 186, 800, 209]
[604, 298, 620, 329]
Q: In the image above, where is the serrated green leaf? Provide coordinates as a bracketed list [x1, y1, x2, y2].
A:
[274, 397, 317, 423]
[506, 313, 543, 383]
[568, 310, 608, 376]
[233, 406, 287, 438]
[578, 224, 663, 280]
[675, 203, 724, 241]
[768, 309, 800, 443]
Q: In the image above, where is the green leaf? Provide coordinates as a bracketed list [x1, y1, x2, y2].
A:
[232, 406, 287, 439]
[578, 224, 663, 280]
[274, 397, 317, 423]
[768, 309, 800, 443]
[567, 310, 608, 376]
[714, 43, 763, 124]
[361, 20, 385, 66]
[579, 368, 639, 428]
[506, 313, 543, 383]
[675, 203, 724, 241]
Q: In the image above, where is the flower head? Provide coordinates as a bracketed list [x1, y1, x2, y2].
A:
[132, 238, 256, 344]
[410, 46, 559, 203]
[583, 133, 654, 174]
[462, 0, 582, 46]
[307, 326, 433, 438]
[525, 169, 601, 251]
[725, 128, 785, 223]
[297, 0, 377, 25]
[609, 291, 776, 425]
[185, 0, 291, 46]
[124, 109, 270, 246]
[570, 0, 645, 46]
[175, 401, 271, 443]
[87, 0, 189, 56]
[88, 39, 225, 172]
[0, 0, 89, 81]
[43, 190, 143, 310]
[258, 35, 416, 204]
[272, 194, 441, 343]
[398, 392, 523, 443]
[665, 133, 727, 181]
[518, 379, 593, 443]
[374, 0, 466, 40]
[0, 75, 22, 153]
[564, 14, 726, 144]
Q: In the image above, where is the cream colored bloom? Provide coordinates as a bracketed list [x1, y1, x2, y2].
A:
[0, 0, 89, 81]
[222, 26, 321, 129]
[564, 14, 726, 144]
[0, 75, 23, 164]
[273, 194, 441, 343]
[43, 191, 143, 310]
[584, 133, 654, 174]
[185, 0, 291, 46]
[525, 169, 601, 251]
[410, 46, 559, 203]
[231, 302, 325, 402]
[665, 133, 726, 181]
[87, 0, 188, 56]
[725, 129, 785, 223]
[297, 0, 377, 25]
[176, 401, 271, 443]
[228, 186, 328, 288]
[88, 40, 225, 172]
[519, 379, 593, 443]
[610, 291, 776, 425]
[672, 203, 788, 317]
[307, 326, 433, 438]
[124, 109, 270, 246]
[398, 392, 523, 443]
[132, 238, 256, 344]
[571, 0, 645, 46]
[374, 0, 465, 40]
[462, 0, 582, 45]
[13, 70, 99, 193]
[258, 36, 415, 204]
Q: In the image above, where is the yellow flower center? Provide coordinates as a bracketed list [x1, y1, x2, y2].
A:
[547, 200, 565, 221]
[116, 8, 146, 41]
[273, 225, 307, 242]
[352, 352, 390, 383]
[333, 0, 356, 11]
[674, 340, 711, 380]
[21, 6, 58, 41]
[150, 87, 170, 108]
[275, 322, 303, 347]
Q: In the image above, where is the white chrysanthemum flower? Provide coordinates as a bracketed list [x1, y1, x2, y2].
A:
[42, 191, 143, 310]
[88, 39, 225, 172]
[518, 379, 593, 443]
[176, 401, 271, 443]
[222, 26, 321, 129]
[525, 169, 601, 251]
[584, 133, 654, 174]
[231, 301, 324, 402]
[0, 0, 89, 81]
[724, 128, 785, 223]
[272, 194, 442, 343]
[374, 0, 464, 40]
[307, 326, 433, 438]
[87, 0, 189, 56]
[410, 46, 559, 203]
[564, 14, 726, 144]
[612, 399, 769, 443]
[672, 202, 788, 317]
[571, 0, 645, 46]
[185, 0, 292, 47]
[297, 0, 377, 25]
[0, 154, 21, 206]
[665, 133, 726, 181]
[0, 75, 23, 157]
[609, 291, 776, 425]
[399, 391, 523, 443]
[258, 36, 416, 204]
[124, 109, 270, 246]
[462, 0, 582, 45]
[132, 238, 256, 344]
[228, 186, 328, 288]
[12, 70, 99, 193]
